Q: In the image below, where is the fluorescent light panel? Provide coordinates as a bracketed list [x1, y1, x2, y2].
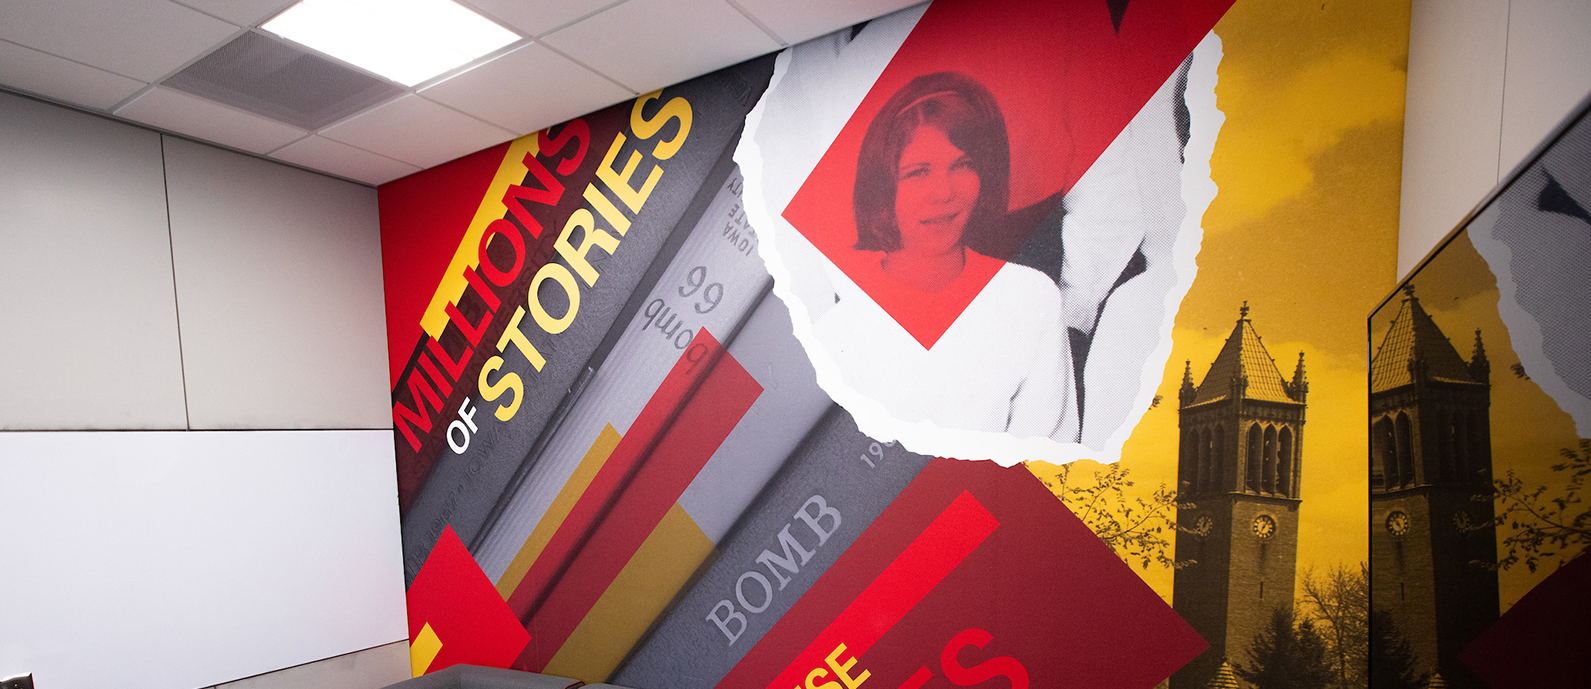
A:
[262, 0, 519, 87]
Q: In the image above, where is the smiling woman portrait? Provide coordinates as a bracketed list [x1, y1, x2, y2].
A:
[813, 72, 1078, 443]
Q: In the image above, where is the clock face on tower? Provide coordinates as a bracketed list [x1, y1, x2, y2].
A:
[1252, 514, 1276, 539]
[1386, 510, 1409, 537]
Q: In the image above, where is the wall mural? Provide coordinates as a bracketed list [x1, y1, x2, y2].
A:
[1368, 97, 1591, 689]
[377, 0, 1415, 687]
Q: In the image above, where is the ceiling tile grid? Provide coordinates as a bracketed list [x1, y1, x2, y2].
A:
[465, 0, 628, 39]
[731, 0, 924, 46]
[319, 93, 517, 169]
[0, 0, 240, 82]
[269, 135, 422, 185]
[171, 0, 298, 28]
[0, 0, 916, 185]
[541, 0, 782, 94]
[116, 86, 309, 154]
[0, 39, 147, 111]
[419, 42, 634, 135]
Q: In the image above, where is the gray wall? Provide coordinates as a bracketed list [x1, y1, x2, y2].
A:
[0, 91, 408, 689]
[1398, 0, 1591, 277]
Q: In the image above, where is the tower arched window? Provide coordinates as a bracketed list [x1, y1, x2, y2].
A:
[1374, 416, 1396, 488]
[1278, 426, 1294, 498]
[1395, 412, 1414, 487]
[1247, 424, 1263, 493]
[1466, 411, 1483, 485]
[1263, 425, 1278, 494]
[1204, 429, 1216, 492]
[1434, 408, 1450, 483]
[1455, 412, 1471, 483]
[1213, 425, 1226, 493]
[1180, 429, 1195, 490]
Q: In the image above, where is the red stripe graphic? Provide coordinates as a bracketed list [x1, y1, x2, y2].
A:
[505, 329, 725, 618]
[757, 490, 999, 689]
[717, 460, 1204, 689]
[508, 328, 763, 671]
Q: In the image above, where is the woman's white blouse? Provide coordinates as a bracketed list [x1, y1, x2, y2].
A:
[814, 259, 1078, 442]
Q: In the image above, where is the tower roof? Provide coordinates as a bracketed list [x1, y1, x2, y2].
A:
[1371, 285, 1483, 393]
[1206, 661, 1240, 689]
[1189, 303, 1300, 406]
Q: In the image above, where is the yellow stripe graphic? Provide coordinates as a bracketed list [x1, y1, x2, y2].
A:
[419, 133, 540, 340]
[496, 424, 624, 599]
[542, 502, 715, 683]
[410, 622, 443, 677]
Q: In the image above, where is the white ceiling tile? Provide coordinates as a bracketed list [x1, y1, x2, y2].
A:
[0, 0, 239, 82]
[319, 94, 517, 169]
[542, 0, 780, 93]
[733, 0, 924, 45]
[174, 0, 297, 27]
[420, 42, 633, 135]
[0, 39, 147, 111]
[116, 87, 308, 154]
[466, 0, 623, 38]
[269, 135, 422, 185]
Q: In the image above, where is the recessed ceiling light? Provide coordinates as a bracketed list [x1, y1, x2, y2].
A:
[262, 0, 520, 87]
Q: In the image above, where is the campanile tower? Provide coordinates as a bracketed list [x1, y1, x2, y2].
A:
[1369, 285, 1498, 688]
[1171, 304, 1307, 689]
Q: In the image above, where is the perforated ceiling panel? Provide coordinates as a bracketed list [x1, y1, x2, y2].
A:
[164, 31, 405, 131]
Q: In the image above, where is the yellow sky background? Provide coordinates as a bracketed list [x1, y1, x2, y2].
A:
[1031, 0, 1412, 603]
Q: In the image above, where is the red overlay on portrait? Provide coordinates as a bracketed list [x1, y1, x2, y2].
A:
[714, 459, 1206, 689]
[406, 525, 531, 674]
[781, 0, 1234, 348]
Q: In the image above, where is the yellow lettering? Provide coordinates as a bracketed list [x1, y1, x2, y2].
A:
[477, 356, 523, 421]
[804, 667, 840, 689]
[555, 208, 620, 287]
[631, 90, 692, 160]
[495, 307, 547, 372]
[583, 182, 631, 235]
[825, 643, 869, 689]
[598, 133, 662, 212]
[529, 263, 581, 334]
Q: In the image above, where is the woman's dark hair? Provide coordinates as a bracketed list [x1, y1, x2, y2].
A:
[852, 72, 1010, 253]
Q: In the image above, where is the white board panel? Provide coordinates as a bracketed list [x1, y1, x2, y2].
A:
[1397, 0, 1509, 278]
[0, 430, 407, 689]
[0, 91, 189, 430]
[162, 136, 392, 430]
[1497, 0, 1591, 178]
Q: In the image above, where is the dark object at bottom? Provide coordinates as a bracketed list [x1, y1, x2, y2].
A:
[1460, 552, 1591, 689]
[380, 665, 582, 689]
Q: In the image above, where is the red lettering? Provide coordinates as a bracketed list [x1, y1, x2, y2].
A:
[445, 301, 492, 347]
[478, 218, 526, 286]
[503, 153, 564, 238]
[463, 266, 501, 311]
[427, 338, 470, 382]
[538, 119, 590, 175]
[393, 374, 445, 452]
[940, 628, 1028, 689]
[417, 351, 453, 397]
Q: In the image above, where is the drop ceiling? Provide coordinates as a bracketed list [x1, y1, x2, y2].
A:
[0, 0, 920, 186]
